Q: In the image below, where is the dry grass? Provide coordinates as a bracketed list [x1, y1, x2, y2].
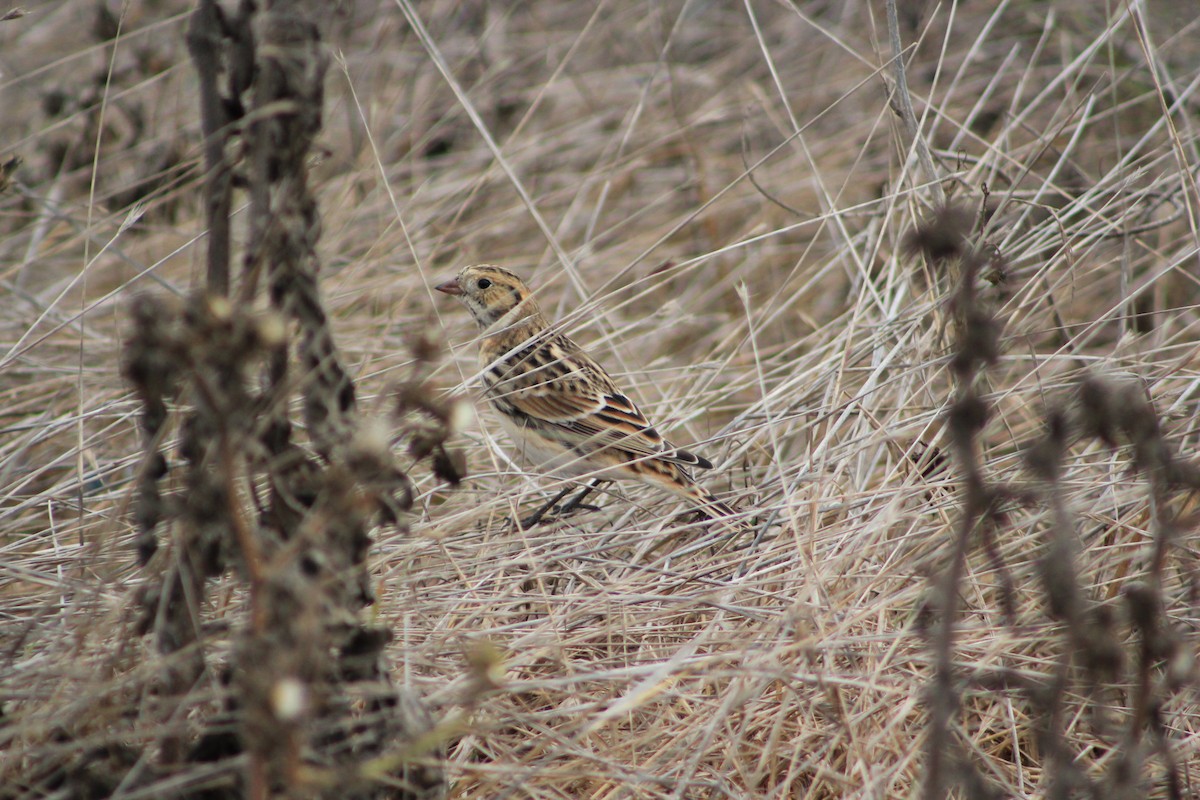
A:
[4, 0, 1200, 797]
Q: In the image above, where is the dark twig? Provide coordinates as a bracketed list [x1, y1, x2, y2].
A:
[906, 205, 1003, 800]
[185, 0, 237, 296]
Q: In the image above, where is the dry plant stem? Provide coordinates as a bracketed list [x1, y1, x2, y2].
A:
[244, 6, 357, 459]
[912, 207, 1003, 799]
[1110, 386, 1190, 798]
[235, 4, 441, 797]
[1025, 413, 1101, 795]
[924, 423, 989, 799]
[1025, 377, 1198, 796]
[118, 3, 444, 797]
[238, 5, 341, 796]
[186, 0, 239, 297]
[885, 0, 945, 208]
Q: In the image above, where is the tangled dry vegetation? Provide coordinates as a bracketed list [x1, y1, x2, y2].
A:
[3, 1, 1200, 797]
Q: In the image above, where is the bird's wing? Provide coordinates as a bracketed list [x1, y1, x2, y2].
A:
[485, 337, 711, 469]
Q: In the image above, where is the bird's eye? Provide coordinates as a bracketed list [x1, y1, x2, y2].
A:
[477, 278, 492, 289]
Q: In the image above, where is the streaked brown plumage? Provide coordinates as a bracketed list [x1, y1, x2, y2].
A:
[437, 265, 741, 528]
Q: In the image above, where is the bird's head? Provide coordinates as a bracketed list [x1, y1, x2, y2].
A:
[436, 265, 540, 329]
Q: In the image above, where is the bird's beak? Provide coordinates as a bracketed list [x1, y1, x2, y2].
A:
[435, 277, 463, 296]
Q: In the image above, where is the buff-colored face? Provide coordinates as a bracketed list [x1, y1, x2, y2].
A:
[436, 265, 535, 328]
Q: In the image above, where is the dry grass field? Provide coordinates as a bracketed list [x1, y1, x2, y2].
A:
[4, 1, 1200, 797]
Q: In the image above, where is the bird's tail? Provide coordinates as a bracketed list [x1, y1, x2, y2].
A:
[671, 478, 749, 534]
[636, 459, 749, 533]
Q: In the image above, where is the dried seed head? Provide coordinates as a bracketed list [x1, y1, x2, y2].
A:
[447, 398, 474, 435]
[432, 445, 466, 487]
[351, 417, 393, 460]
[256, 310, 287, 348]
[903, 205, 974, 261]
[1024, 410, 1069, 482]
[270, 677, 308, 722]
[948, 395, 989, 443]
[406, 325, 442, 362]
[950, 308, 1001, 377]
[206, 294, 233, 323]
[464, 639, 506, 693]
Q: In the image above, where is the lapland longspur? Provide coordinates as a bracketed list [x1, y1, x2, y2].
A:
[437, 265, 741, 529]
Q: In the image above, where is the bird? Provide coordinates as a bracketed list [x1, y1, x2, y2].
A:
[436, 264, 742, 530]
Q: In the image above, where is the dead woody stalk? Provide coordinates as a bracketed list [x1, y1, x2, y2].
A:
[124, 2, 454, 797]
[911, 206, 1200, 798]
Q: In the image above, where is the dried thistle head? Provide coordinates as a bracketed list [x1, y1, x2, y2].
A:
[1076, 372, 1165, 474]
[1024, 409, 1070, 483]
[391, 326, 467, 489]
[405, 324, 442, 363]
[903, 205, 974, 262]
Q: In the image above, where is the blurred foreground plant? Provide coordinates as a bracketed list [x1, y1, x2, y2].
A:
[117, 2, 455, 797]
